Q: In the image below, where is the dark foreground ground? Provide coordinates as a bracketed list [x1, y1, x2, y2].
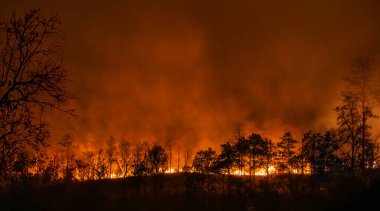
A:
[1, 173, 379, 211]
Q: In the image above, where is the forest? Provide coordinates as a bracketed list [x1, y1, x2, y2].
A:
[1, 8, 380, 211]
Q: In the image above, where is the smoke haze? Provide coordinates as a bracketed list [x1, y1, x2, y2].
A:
[2, 0, 380, 151]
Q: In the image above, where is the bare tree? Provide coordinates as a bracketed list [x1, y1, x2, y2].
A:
[58, 133, 78, 181]
[343, 57, 376, 171]
[177, 144, 180, 172]
[182, 145, 192, 172]
[0, 9, 71, 183]
[335, 95, 361, 173]
[165, 141, 175, 173]
[118, 139, 132, 178]
[83, 151, 95, 180]
[94, 149, 107, 180]
[106, 136, 117, 178]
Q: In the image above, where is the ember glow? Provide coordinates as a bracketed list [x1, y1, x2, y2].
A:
[255, 166, 276, 176]
[69, 165, 304, 181]
[165, 168, 177, 174]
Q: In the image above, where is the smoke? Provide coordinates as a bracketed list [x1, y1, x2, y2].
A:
[2, 0, 380, 151]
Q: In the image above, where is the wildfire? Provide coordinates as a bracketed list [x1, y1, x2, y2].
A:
[110, 173, 118, 179]
[228, 166, 277, 176]
[165, 168, 174, 174]
[255, 166, 276, 176]
[69, 164, 315, 181]
[231, 169, 242, 175]
[165, 167, 182, 174]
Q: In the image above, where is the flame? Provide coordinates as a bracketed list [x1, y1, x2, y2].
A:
[165, 167, 182, 174]
[66, 164, 313, 181]
[255, 166, 276, 176]
[110, 173, 119, 179]
[165, 167, 175, 174]
[231, 169, 242, 175]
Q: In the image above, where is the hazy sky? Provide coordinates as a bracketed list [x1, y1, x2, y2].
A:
[2, 0, 380, 151]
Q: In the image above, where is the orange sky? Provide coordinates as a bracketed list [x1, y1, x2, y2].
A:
[2, 0, 380, 154]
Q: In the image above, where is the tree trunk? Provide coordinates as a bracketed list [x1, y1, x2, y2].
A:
[249, 154, 252, 189]
[361, 104, 366, 171]
[177, 145, 180, 172]
[169, 147, 172, 173]
[109, 162, 112, 179]
[266, 156, 269, 184]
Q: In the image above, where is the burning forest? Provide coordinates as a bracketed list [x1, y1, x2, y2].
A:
[2, 1, 380, 210]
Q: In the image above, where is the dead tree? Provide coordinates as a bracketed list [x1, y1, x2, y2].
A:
[0, 9, 72, 183]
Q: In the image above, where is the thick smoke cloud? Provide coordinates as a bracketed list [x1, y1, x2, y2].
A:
[2, 0, 380, 150]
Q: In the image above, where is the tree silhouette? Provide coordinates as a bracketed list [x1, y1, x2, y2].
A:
[12, 150, 35, 186]
[215, 142, 237, 175]
[106, 136, 117, 178]
[277, 132, 298, 174]
[0, 9, 71, 183]
[262, 138, 275, 182]
[132, 142, 150, 176]
[118, 139, 132, 178]
[147, 144, 168, 174]
[214, 142, 237, 194]
[247, 133, 267, 175]
[192, 147, 218, 196]
[244, 133, 266, 188]
[94, 149, 107, 179]
[336, 95, 361, 173]
[318, 130, 340, 175]
[83, 151, 96, 180]
[42, 158, 59, 184]
[301, 131, 320, 175]
[234, 136, 249, 175]
[362, 139, 378, 169]
[192, 147, 217, 174]
[58, 134, 78, 181]
[343, 57, 377, 171]
[75, 157, 88, 181]
[182, 145, 192, 172]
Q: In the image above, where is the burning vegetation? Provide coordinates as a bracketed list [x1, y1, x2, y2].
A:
[36, 126, 375, 184]
[1, 7, 380, 211]
[0, 8, 379, 186]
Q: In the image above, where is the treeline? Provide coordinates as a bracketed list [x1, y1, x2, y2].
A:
[3, 125, 378, 188]
[2, 73, 380, 187]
